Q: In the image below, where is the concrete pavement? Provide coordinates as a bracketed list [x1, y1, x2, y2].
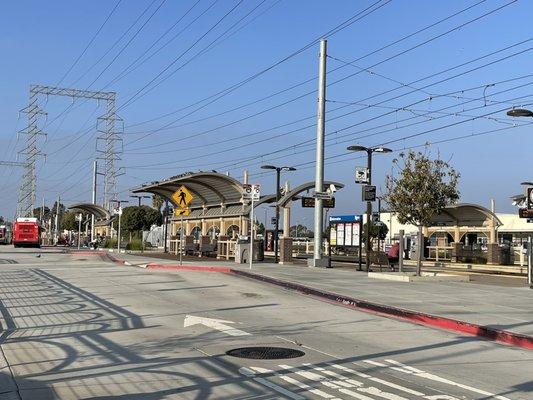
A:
[0, 246, 532, 399]
[110, 251, 533, 339]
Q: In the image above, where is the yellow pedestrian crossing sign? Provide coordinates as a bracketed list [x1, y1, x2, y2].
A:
[172, 185, 194, 209]
[174, 208, 191, 217]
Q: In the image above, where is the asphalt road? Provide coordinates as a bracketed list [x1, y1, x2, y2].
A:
[0, 246, 531, 399]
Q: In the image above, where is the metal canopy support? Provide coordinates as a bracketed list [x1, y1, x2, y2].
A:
[9, 85, 122, 218]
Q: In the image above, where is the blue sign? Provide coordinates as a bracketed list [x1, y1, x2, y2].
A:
[329, 215, 361, 223]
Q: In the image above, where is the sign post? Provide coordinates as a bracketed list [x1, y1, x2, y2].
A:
[76, 213, 83, 250]
[172, 186, 194, 263]
[113, 206, 123, 253]
[242, 184, 260, 269]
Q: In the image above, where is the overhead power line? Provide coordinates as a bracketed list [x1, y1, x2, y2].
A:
[121, 0, 392, 133]
[124, 38, 532, 158]
[125, 1, 519, 152]
[55, 0, 123, 87]
[123, 0, 486, 133]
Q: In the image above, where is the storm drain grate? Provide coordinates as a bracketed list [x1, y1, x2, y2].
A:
[226, 346, 305, 360]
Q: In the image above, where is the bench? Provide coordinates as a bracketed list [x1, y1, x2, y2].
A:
[368, 251, 396, 271]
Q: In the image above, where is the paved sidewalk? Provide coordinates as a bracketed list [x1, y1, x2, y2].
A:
[107, 251, 533, 338]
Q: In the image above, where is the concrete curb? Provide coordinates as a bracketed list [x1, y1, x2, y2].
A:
[106, 258, 533, 350]
[146, 264, 232, 273]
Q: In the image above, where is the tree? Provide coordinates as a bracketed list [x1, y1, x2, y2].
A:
[290, 224, 313, 238]
[362, 222, 389, 244]
[143, 206, 162, 228]
[61, 212, 79, 232]
[33, 206, 51, 220]
[152, 194, 165, 213]
[61, 211, 88, 231]
[120, 206, 162, 240]
[385, 150, 459, 275]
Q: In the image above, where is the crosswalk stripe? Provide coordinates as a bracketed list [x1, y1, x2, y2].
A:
[304, 363, 364, 387]
[280, 364, 410, 400]
[250, 366, 341, 400]
[382, 359, 511, 400]
[239, 367, 305, 400]
[329, 363, 426, 397]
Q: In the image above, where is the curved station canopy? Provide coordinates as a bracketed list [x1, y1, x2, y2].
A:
[68, 203, 114, 227]
[133, 172, 244, 208]
[430, 203, 502, 227]
[68, 203, 111, 220]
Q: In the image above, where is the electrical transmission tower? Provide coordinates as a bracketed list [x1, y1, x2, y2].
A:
[2, 85, 123, 218]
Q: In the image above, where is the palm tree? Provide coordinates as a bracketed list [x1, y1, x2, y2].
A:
[152, 194, 164, 213]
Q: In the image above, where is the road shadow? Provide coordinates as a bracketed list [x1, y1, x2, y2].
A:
[0, 268, 284, 399]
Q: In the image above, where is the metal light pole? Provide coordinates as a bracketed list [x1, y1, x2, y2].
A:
[506, 107, 533, 288]
[347, 145, 392, 271]
[163, 200, 169, 253]
[261, 165, 296, 263]
[130, 195, 150, 207]
[310, 38, 328, 268]
[77, 214, 82, 250]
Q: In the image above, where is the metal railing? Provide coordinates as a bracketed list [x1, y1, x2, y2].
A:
[427, 246, 453, 261]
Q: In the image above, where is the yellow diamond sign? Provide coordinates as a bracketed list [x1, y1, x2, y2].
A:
[172, 185, 194, 209]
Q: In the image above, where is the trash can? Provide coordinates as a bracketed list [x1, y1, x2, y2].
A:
[499, 244, 511, 265]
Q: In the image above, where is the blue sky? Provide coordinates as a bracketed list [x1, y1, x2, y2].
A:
[0, 0, 532, 226]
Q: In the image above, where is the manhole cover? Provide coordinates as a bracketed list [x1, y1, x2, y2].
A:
[226, 347, 305, 360]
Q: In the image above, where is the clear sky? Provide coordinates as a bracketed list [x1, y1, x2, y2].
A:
[0, 0, 532, 226]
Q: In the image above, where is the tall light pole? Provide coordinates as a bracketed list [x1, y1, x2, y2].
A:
[261, 165, 296, 263]
[309, 38, 328, 268]
[130, 195, 150, 207]
[347, 145, 392, 271]
[507, 107, 533, 288]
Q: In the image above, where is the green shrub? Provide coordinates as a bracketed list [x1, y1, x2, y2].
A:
[126, 239, 143, 251]
[105, 238, 117, 249]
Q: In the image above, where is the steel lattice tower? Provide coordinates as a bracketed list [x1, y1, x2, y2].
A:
[11, 85, 122, 217]
[16, 88, 47, 217]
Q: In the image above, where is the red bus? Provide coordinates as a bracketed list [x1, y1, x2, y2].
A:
[13, 217, 41, 248]
[0, 224, 12, 245]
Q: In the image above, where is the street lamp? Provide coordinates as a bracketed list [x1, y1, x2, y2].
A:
[130, 195, 150, 207]
[261, 165, 297, 263]
[507, 108, 533, 288]
[347, 145, 392, 271]
[507, 108, 533, 118]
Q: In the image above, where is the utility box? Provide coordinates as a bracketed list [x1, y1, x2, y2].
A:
[235, 239, 264, 263]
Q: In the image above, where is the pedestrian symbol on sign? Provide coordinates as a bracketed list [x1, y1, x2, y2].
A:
[171, 185, 194, 209]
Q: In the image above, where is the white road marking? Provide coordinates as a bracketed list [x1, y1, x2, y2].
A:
[330, 363, 426, 397]
[250, 366, 341, 400]
[239, 367, 305, 400]
[376, 359, 511, 400]
[183, 315, 250, 336]
[280, 364, 408, 400]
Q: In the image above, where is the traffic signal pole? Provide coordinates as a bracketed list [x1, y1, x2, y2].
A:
[365, 150, 372, 272]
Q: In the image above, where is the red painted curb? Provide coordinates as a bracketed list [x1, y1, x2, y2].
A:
[146, 264, 232, 273]
[230, 269, 533, 350]
[111, 261, 533, 350]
